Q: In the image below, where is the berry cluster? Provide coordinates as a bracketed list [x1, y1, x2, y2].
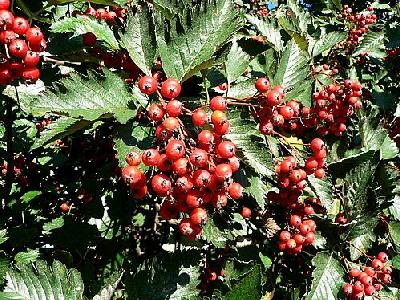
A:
[343, 252, 392, 299]
[80, 5, 126, 23]
[121, 76, 244, 239]
[338, 5, 377, 48]
[277, 215, 316, 255]
[0, 0, 46, 84]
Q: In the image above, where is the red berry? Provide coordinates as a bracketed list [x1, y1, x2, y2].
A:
[255, 77, 271, 93]
[162, 117, 180, 131]
[314, 168, 325, 179]
[352, 281, 364, 293]
[310, 138, 324, 152]
[165, 139, 186, 160]
[161, 78, 181, 99]
[172, 158, 190, 176]
[121, 166, 145, 186]
[166, 99, 183, 117]
[189, 148, 208, 168]
[343, 283, 353, 295]
[142, 149, 161, 166]
[214, 163, 233, 181]
[286, 239, 297, 249]
[294, 233, 305, 245]
[83, 32, 97, 46]
[0, 9, 14, 28]
[279, 231, 291, 242]
[349, 268, 361, 278]
[22, 67, 40, 82]
[266, 89, 283, 106]
[198, 130, 214, 145]
[151, 173, 172, 196]
[241, 207, 251, 218]
[148, 103, 165, 121]
[216, 141, 236, 158]
[125, 151, 141, 166]
[12, 16, 30, 35]
[0, 30, 16, 44]
[192, 108, 208, 126]
[0, 0, 10, 10]
[23, 51, 40, 67]
[193, 169, 212, 188]
[299, 224, 311, 235]
[364, 284, 375, 296]
[377, 251, 388, 263]
[210, 96, 227, 111]
[60, 202, 71, 213]
[279, 106, 294, 120]
[9, 39, 28, 58]
[211, 110, 227, 126]
[190, 208, 208, 225]
[259, 120, 274, 135]
[138, 76, 158, 95]
[228, 182, 243, 199]
[290, 215, 302, 227]
[25, 27, 44, 45]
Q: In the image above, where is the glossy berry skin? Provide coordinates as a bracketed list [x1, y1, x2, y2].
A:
[210, 96, 227, 111]
[163, 117, 180, 131]
[255, 77, 271, 93]
[190, 208, 208, 225]
[290, 215, 302, 227]
[0, 9, 14, 28]
[83, 32, 97, 46]
[161, 78, 181, 99]
[279, 231, 291, 242]
[125, 151, 141, 166]
[166, 99, 182, 117]
[310, 138, 324, 152]
[0, 0, 10, 10]
[23, 51, 40, 67]
[9, 39, 28, 58]
[0, 30, 16, 44]
[192, 108, 208, 126]
[377, 251, 388, 263]
[22, 67, 40, 82]
[241, 207, 251, 218]
[60, 202, 70, 213]
[211, 110, 227, 126]
[142, 149, 161, 166]
[214, 164, 233, 182]
[138, 76, 158, 95]
[26, 27, 44, 45]
[189, 148, 208, 168]
[343, 283, 353, 295]
[165, 139, 186, 160]
[228, 182, 243, 199]
[151, 174, 172, 196]
[12, 16, 30, 35]
[121, 166, 145, 186]
[148, 103, 165, 121]
[266, 88, 283, 106]
[216, 141, 236, 158]
[198, 130, 214, 145]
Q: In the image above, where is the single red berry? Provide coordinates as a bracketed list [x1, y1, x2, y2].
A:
[142, 149, 161, 166]
[349, 268, 361, 278]
[148, 103, 165, 121]
[121, 166, 145, 186]
[166, 99, 183, 117]
[25, 27, 44, 45]
[214, 163, 233, 182]
[138, 76, 158, 95]
[0, 30, 16, 44]
[198, 130, 214, 145]
[157, 154, 172, 172]
[0, 0, 10, 10]
[83, 32, 97, 46]
[12, 16, 30, 35]
[192, 108, 208, 126]
[210, 96, 227, 111]
[310, 138, 324, 152]
[165, 139, 186, 160]
[279, 231, 291, 242]
[211, 110, 227, 126]
[314, 168, 325, 179]
[190, 208, 208, 225]
[255, 77, 271, 93]
[228, 157, 240, 173]
[162, 117, 180, 131]
[302, 219, 316, 232]
[161, 78, 181, 99]
[0, 9, 14, 28]
[172, 158, 190, 176]
[23, 51, 40, 67]
[22, 67, 40, 82]
[9, 39, 28, 58]
[125, 151, 141, 166]
[377, 251, 388, 263]
[279, 106, 294, 120]
[266, 88, 283, 106]
[259, 120, 274, 135]
[189, 148, 208, 168]
[304, 231, 315, 245]
[228, 182, 243, 199]
[60, 202, 71, 213]
[294, 233, 305, 245]
[175, 176, 193, 193]
[290, 215, 302, 227]
[216, 141, 236, 158]
[364, 284, 375, 296]
[286, 239, 297, 249]
[241, 207, 251, 218]
[193, 169, 212, 188]
[343, 283, 353, 295]
[151, 173, 172, 196]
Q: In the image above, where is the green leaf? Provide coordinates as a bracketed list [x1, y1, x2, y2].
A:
[17, 70, 145, 124]
[304, 252, 344, 300]
[32, 117, 91, 150]
[345, 161, 377, 217]
[92, 271, 124, 300]
[42, 217, 65, 234]
[245, 15, 284, 52]
[285, 78, 312, 106]
[226, 113, 275, 177]
[346, 217, 377, 260]
[0, 229, 8, 245]
[202, 217, 233, 248]
[307, 175, 335, 213]
[225, 39, 251, 84]
[119, 9, 157, 75]
[155, 0, 242, 81]
[310, 31, 347, 57]
[245, 175, 272, 210]
[273, 40, 310, 90]
[15, 249, 40, 266]
[389, 221, 400, 250]
[227, 79, 257, 98]
[51, 15, 119, 50]
[20, 191, 42, 204]
[153, 0, 190, 20]
[224, 265, 261, 300]
[1, 260, 84, 300]
[113, 122, 154, 168]
[259, 253, 272, 269]
[48, 0, 125, 5]
[353, 28, 386, 58]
